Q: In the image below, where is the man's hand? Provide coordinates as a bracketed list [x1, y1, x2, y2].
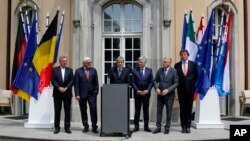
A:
[162, 89, 169, 96]
[142, 90, 149, 96]
[156, 88, 161, 96]
[137, 90, 143, 96]
[59, 87, 65, 93]
[76, 96, 80, 101]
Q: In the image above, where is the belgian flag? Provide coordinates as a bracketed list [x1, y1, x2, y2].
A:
[32, 11, 58, 93]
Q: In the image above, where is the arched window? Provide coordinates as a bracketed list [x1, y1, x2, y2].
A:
[102, 1, 143, 83]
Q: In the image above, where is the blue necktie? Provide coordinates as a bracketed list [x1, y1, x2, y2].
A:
[118, 69, 121, 77]
[140, 68, 144, 77]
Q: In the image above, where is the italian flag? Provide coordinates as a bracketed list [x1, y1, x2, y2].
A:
[185, 10, 198, 61]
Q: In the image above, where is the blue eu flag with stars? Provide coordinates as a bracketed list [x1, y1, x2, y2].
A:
[195, 9, 215, 100]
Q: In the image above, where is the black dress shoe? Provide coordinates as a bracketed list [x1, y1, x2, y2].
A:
[92, 128, 99, 133]
[65, 129, 72, 134]
[186, 128, 191, 133]
[181, 128, 186, 133]
[152, 128, 161, 134]
[82, 127, 89, 133]
[164, 129, 169, 134]
[54, 128, 60, 134]
[144, 127, 151, 132]
[133, 127, 139, 132]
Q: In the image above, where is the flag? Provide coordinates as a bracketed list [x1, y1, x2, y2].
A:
[10, 15, 29, 101]
[13, 16, 39, 100]
[211, 11, 225, 86]
[196, 15, 204, 44]
[54, 11, 65, 63]
[185, 10, 198, 61]
[181, 12, 188, 49]
[214, 10, 232, 96]
[32, 11, 58, 93]
[195, 9, 214, 100]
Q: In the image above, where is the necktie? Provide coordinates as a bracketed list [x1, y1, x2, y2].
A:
[183, 62, 187, 76]
[140, 68, 144, 77]
[164, 69, 168, 76]
[118, 69, 121, 77]
[85, 69, 89, 80]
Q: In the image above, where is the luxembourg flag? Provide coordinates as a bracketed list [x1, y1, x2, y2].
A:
[214, 9, 232, 96]
[222, 10, 232, 96]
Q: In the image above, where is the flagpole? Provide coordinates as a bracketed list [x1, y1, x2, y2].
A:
[46, 12, 50, 29]
[25, 10, 30, 34]
[19, 8, 27, 41]
[35, 5, 38, 46]
[54, 10, 65, 63]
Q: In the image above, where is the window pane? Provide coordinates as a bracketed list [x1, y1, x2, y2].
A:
[113, 4, 120, 19]
[134, 38, 140, 49]
[104, 20, 112, 32]
[125, 38, 132, 49]
[126, 50, 132, 61]
[134, 50, 140, 61]
[134, 5, 142, 19]
[124, 4, 133, 19]
[113, 38, 120, 49]
[113, 20, 120, 32]
[133, 20, 142, 32]
[105, 51, 111, 61]
[113, 51, 120, 61]
[105, 63, 111, 74]
[125, 20, 132, 32]
[105, 38, 111, 49]
[104, 6, 112, 19]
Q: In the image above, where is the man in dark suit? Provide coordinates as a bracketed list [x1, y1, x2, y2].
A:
[131, 56, 154, 132]
[74, 57, 99, 133]
[174, 49, 198, 134]
[153, 57, 178, 134]
[108, 56, 130, 84]
[51, 55, 74, 134]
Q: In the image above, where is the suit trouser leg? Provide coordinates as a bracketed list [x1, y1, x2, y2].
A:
[142, 96, 150, 127]
[165, 98, 174, 129]
[186, 94, 194, 128]
[54, 97, 63, 129]
[156, 96, 164, 128]
[134, 96, 142, 128]
[63, 97, 72, 129]
[79, 98, 89, 128]
[88, 95, 98, 129]
[178, 95, 186, 129]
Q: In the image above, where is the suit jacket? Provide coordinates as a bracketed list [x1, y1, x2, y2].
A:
[74, 67, 99, 99]
[174, 61, 198, 95]
[108, 67, 130, 84]
[131, 67, 154, 97]
[154, 67, 179, 99]
[51, 66, 74, 98]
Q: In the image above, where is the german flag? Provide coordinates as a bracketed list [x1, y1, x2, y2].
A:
[10, 15, 30, 101]
[32, 11, 58, 93]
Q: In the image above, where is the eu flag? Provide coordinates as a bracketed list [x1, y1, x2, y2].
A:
[195, 9, 214, 100]
[13, 15, 40, 100]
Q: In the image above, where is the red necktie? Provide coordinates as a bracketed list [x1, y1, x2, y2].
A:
[85, 69, 89, 80]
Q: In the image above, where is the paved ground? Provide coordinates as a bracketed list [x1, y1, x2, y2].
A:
[0, 114, 249, 141]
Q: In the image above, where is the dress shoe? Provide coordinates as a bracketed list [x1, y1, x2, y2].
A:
[164, 129, 169, 134]
[54, 128, 60, 134]
[144, 127, 151, 132]
[186, 128, 191, 133]
[181, 128, 186, 133]
[92, 128, 99, 133]
[82, 127, 89, 133]
[152, 128, 161, 134]
[133, 127, 139, 132]
[65, 128, 72, 134]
